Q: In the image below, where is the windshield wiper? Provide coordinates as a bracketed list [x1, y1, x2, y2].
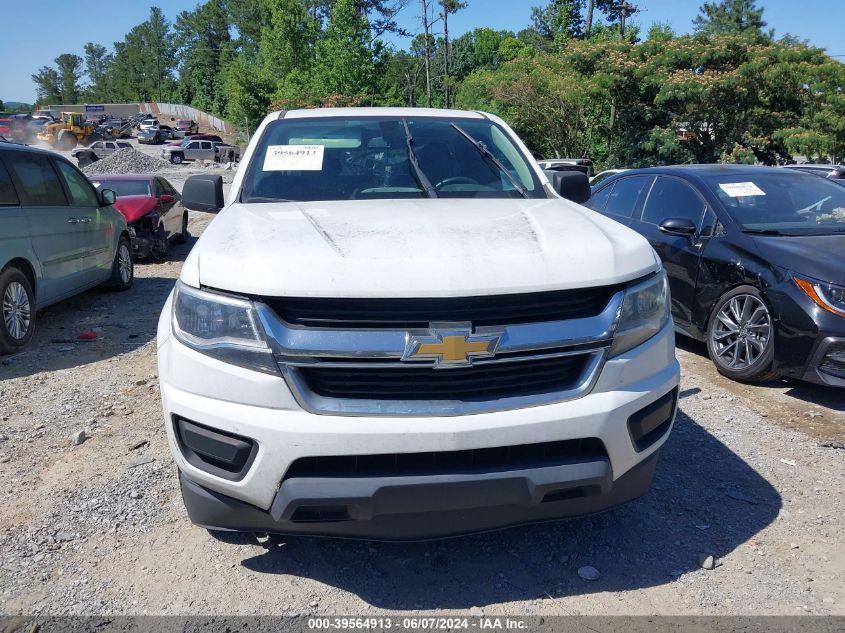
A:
[243, 196, 296, 203]
[742, 228, 787, 235]
[450, 123, 528, 198]
[402, 119, 437, 199]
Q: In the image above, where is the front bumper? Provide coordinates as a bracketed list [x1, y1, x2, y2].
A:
[158, 299, 680, 539]
[179, 450, 660, 540]
[768, 282, 845, 386]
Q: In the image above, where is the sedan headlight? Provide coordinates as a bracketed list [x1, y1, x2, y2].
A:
[793, 275, 845, 318]
[610, 270, 671, 357]
[172, 281, 278, 374]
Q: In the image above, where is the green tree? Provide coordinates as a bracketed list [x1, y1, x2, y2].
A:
[261, 0, 317, 82]
[31, 67, 62, 105]
[693, 0, 768, 39]
[55, 54, 84, 104]
[530, 0, 584, 41]
[83, 43, 113, 101]
[108, 7, 177, 102]
[175, 0, 232, 114]
[222, 53, 273, 133]
[312, 0, 375, 100]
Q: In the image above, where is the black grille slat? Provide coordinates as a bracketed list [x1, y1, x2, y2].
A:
[284, 438, 607, 479]
[298, 354, 589, 401]
[262, 287, 618, 329]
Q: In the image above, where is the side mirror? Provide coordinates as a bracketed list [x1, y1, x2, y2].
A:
[159, 194, 175, 203]
[182, 175, 224, 213]
[100, 188, 116, 205]
[544, 170, 591, 204]
[659, 217, 697, 237]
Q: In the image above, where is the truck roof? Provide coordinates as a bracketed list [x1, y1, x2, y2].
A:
[277, 107, 487, 120]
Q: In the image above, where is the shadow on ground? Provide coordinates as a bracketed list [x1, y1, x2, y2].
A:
[674, 334, 844, 412]
[229, 408, 781, 609]
[0, 235, 197, 380]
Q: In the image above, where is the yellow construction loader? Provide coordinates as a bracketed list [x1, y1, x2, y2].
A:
[36, 113, 104, 150]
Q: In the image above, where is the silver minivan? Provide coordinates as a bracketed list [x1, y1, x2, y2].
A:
[0, 143, 134, 353]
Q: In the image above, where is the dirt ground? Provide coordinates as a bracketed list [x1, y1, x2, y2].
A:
[0, 153, 843, 616]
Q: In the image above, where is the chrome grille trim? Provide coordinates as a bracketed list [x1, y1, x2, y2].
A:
[254, 291, 623, 359]
[253, 291, 623, 417]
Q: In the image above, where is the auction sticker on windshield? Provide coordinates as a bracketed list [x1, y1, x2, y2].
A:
[719, 182, 766, 197]
[263, 144, 324, 171]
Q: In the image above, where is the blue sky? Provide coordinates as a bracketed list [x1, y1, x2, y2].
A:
[2, 0, 843, 104]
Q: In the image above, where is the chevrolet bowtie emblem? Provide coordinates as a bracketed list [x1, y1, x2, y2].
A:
[403, 324, 502, 368]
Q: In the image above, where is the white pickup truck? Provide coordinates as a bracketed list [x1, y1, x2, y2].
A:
[157, 107, 680, 540]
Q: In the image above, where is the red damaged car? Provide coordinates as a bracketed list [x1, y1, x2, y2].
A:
[89, 175, 189, 260]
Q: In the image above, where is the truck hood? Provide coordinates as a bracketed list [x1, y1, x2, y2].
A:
[193, 198, 658, 297]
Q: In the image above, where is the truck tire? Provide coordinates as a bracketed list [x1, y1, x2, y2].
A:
[0, 267, 36, 354]
[170, 153, 184, 165]
[106, 236, 134, 291]
[58, 130, 77, 150]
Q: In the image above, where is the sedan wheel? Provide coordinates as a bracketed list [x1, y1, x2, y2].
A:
[706, 287, 778, 382]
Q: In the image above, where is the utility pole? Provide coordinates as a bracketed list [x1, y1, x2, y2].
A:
[615, 1, 638, 38]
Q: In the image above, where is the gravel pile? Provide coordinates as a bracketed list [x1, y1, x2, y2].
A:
[83, 147, 174, 175]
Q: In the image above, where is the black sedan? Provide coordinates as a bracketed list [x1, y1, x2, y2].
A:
[587, 165, 845, 386]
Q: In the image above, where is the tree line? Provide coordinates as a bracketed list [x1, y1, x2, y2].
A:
[29, 0, 845, 166]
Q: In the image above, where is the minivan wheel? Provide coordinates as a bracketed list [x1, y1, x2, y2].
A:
[107, 237, 134, 290]
[706, 285, 779, 382]
[0, 267, 35, 354]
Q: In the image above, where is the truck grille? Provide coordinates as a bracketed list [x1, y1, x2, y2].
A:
[262, 286, 618, 329]
[297, 353, 590, 402]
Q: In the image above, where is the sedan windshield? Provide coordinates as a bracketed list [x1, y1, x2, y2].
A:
[91, 180, 151, 197]
[704, 172, 845, 235]
[240, 116, 545, 202]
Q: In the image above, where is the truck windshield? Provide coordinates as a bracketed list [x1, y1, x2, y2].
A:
[240, 116, 546, 202]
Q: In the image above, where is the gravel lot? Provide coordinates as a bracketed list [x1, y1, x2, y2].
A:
[0, 139, 842, 616]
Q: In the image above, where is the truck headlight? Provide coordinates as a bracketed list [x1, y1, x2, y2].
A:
[793, 275, 845, 318]
[171, 281, 278, 374]
[610, 270, 670, 357]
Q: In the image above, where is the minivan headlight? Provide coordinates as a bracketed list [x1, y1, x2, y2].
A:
[610, 270, 670, 357]
[172, 281, 278, 374]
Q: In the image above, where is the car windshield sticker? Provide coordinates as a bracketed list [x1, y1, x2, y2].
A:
[719, 182, 766, 197]
[263, 145, 325, 171]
